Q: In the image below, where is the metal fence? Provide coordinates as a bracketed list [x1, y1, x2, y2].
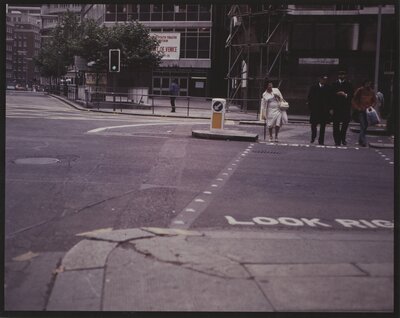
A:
[47, 85, 262, 121]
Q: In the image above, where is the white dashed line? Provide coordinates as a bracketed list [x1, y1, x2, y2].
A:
[195, 199, 205, 203]
[173, 221, 184, 225]
[222, 173, 229, 176]
[186, 208, 196, 212]
[216, 178, 224, 181]
[211, 184, 218, 187]
[203, 191, 212, 194]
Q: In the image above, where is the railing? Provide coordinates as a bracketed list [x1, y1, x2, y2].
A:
[46, 85, 263, 121]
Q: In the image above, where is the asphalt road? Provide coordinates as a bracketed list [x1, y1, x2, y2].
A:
[5, 91, 394, 310]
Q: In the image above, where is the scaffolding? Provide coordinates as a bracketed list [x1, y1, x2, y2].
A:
[225, 4, 288, 111]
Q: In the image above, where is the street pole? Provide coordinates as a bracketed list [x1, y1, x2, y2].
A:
[374, 5, 382, 93]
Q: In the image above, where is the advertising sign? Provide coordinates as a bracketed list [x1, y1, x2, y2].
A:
[151, 32, 180, 60]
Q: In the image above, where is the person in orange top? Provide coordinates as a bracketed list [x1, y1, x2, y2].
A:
[351, 80, 377, 147]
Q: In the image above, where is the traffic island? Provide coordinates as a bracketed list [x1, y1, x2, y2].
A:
[192, 129, 258, 142]
[350, 127, 390, 136]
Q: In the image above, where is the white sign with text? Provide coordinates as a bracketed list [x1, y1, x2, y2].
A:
[151, 32, 180, 60]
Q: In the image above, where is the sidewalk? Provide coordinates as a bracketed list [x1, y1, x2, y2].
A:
[46, 227, 393, 311]
[51, 94, 394, 148]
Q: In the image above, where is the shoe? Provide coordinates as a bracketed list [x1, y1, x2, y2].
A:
[335, 143, 340, 146]
[318, 142, 324, 145]
[274, 137, 279, 142]
[310, 138, 315, 143]
[342, 141, 347, 146]
[269, 137, 273, 142]
[359, 143, 367, 147]
[171, 110, 175, 113]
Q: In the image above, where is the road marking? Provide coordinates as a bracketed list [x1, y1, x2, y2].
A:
[169, 144, 252, 229]
[225, 216, 394, 229]
[87, 121, 205, 134]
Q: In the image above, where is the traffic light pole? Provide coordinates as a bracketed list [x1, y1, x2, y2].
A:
[112, 73, 116, 112]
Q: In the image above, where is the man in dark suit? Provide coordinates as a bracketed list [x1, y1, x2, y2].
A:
[307, 75, 331, 145]
[331, 70, 354, 146]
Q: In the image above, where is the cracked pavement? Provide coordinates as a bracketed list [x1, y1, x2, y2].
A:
[44, 227, 393, 311]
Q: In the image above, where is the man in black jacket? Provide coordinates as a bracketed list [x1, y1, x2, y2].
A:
[331, 70, 354, 146]
[307, 75, 331, 145]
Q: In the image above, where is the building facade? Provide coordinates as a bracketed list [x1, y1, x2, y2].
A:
[6, 15, 15, 87]
[82, 4, 214, 97]
[41, 4, 82, 37]
[224, 4, 396, 115]
[7, 9, 42, 88]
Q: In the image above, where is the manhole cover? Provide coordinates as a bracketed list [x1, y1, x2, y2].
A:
[14, 157, 61, 165]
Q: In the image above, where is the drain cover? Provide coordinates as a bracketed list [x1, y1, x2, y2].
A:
[14, 157, 60, 165]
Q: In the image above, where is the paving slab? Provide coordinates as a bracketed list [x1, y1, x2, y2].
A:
[141, 227, 203, 236]
[185, 236, 393, 264]
[356, 263, 393, 276]
[62, 239, 117, 270]
[103, 246, 272, 311]
[5, 252, 64, 311]
[133, 235, 249, 278]
[258, 276, 393, 311]
[78, 228, 155, 242]
[46, 268, 104, 311]
[245, 263, 364, 278]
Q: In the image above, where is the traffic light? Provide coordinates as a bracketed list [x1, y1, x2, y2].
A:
[109, 49, 120, 72]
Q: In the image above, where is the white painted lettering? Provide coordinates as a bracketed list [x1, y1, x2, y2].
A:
[225, 216, 254, 225]
[300, 218, 332, 227]
[253, 217, 279, 225]
[278, 217, 304, 226]
[371, 220, 394, 228]
[335, 219, 367, 228]
[359, 220, 378, 228]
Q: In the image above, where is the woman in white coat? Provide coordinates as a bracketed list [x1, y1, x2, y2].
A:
[261, 81, 288, 142]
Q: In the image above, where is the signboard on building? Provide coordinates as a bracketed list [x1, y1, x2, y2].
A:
[151, 32, 180, 60]
[299, 58, 339, 65]
[85, 72, 107, 86]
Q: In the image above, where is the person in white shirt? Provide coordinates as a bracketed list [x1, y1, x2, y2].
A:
[260, 81, 288, 142]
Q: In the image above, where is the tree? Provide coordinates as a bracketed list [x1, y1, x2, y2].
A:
[35, 14, 163, 79]
[34, 11, 82, 79]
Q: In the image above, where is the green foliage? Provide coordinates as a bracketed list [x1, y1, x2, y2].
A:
[35, 13, 163, 78]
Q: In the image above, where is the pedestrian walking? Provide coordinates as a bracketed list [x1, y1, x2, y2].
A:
[169, 79, 179, 112]
[331, 70, 354, 146]
[261, 81, 288, 142]
[351, 80, 377, 147]
[307, 75, 331, 145]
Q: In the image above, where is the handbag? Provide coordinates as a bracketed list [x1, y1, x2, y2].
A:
[279, 99, 289, 111]
[366, 107, 380, 126]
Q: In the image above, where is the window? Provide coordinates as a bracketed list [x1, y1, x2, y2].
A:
[106, 4, 116, 21]
[336, 24, 359, 50]
[139, 4, 150, 21]
[187, 5, 198, 21]
[199, 4, 211, 20]
[116, 4, 127, 21]
[151, 4, 162, 21]
[175, 5, 186, 21]
[127, 4, 138, 20]
[163, 4, 174, 21]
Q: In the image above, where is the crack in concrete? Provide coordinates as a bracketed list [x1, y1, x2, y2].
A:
[43, 256, 63, 311]
[118, 238, 251, 280]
